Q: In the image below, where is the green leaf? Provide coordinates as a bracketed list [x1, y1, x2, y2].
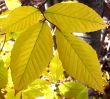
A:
[49, 51, 64, 82]
[22, 79, 50, 99]
[0, 58, 8, 88]
[44, 1, 107, 33]
[58, 82, 88, 99]
[1, 6, 43, 33]
[6, 32, 20, 41]
[5, 0, 21, 10]
[76, 88, 88, 99]
[55, 29, 104, 92]
[10, 22, 53, 92]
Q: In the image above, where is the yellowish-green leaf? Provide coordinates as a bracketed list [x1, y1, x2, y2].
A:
[22, 79, 50, 99]
[4, 41, 14, 52]
[49, 51, 64, 82]
[6, 89, 21, 99]
[6, 89, 14, 99]
[3, 53, 11, 68]
[6, 68, 13, 90]
[5, 0, 21, 10]
[6, 32, 20, 41]
[10, 22, 53, 92]
[55, 29, 104, 92]
[1, 6, 43, 33]
[76, 88, 88, 99]
[22, 79, 60, 99]
[44, 88, 60, 99]
[58, 82, 88, 99]
[44, 2, 107, 33]
[0, 58, 8, 88]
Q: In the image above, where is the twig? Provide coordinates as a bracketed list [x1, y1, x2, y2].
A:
[0, 33, 6, 52]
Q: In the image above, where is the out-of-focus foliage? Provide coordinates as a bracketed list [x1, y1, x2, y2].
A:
[0, 58, 8, 88]
[22, 79, 50, 99]
[5, 0, 21, 10]
[49, 51, 64, 82]
[58, 82, 88, 99]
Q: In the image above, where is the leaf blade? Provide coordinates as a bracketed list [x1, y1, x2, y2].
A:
[44, 2, 107, 33]
[55, 29, 104, 92]
[1, 6, 43, 33]
[10, 22, 53, 91]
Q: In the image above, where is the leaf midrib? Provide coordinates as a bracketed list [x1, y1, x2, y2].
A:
[17, 23, 44, 90]
[59, 31, 102, 90]
[45, 12, 104, 25]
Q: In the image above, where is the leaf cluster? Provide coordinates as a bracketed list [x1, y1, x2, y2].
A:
[0, 0, 107, 99]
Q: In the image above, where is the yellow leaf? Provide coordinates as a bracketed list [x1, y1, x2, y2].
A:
[44, 2, 107, 33]
[5, 0, 21, 10]
[0, 10, 11, 32]
[1, 6, 43, 33]
[55, 29, 104, 92]
[0, 12, 9, 25]
[0, 58, 8, 88]
[49, 51, 64, 82]
[10, 22, 53, 92]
